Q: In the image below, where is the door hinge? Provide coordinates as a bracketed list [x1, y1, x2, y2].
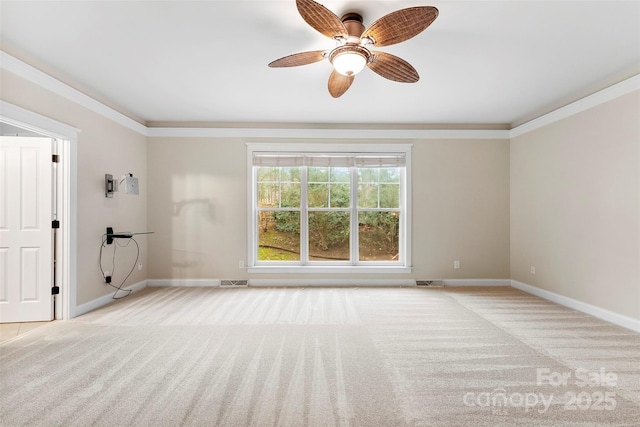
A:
[52, 220, 60, 229]
[51, 286, 60, 295]
[52, 154, 59, 163]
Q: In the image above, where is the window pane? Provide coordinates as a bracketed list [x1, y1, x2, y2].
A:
[258, 211, 300, 261]
[257, 167, 300, 208]
[308, 211, 350, 261]
[379, 184, 399, 208]
[331, 167, 350, 182]
[281, 167, 300, 182]
[257, 183, 279, 208]
[330, 183, 350, 208]
[379, 167, 399, 183]
[359, 212, 400, 261]
[308, 167, 329, 182]
[357, 168, 378, 183]
[257, 167, 278, 182]
[308, 183, 328, 208]
[358, 183, 378, 208]
[281, 183, 300, 207]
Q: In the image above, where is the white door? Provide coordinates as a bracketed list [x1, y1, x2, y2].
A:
[0, 136, 53, 322]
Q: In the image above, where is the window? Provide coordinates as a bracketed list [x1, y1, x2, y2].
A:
[248, 144, 411, 273]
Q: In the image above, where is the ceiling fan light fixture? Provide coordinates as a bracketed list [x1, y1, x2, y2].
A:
[329, 45, 369, 76]
[332, 51, 367, 76]
[269, 1, 439, 97]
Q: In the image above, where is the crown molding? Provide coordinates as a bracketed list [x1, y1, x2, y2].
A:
[146, 126, 509, 140]
[510, 74, 640, 138]
[0, 51, 148, 136]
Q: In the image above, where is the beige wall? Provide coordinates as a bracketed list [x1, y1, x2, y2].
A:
[147, 137, 511, 282]
[510, 91, 640, 319]
[413, 139, 510, 279]
[147, 138, 248, 280]
[1, 70, 148, 306]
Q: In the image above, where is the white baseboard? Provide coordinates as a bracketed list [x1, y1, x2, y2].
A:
[249, 278, 416, 287]
[144, 278, 510, 288]
[444, 279, 511, 287]
[147, 278, 414, 287]
[147, 279, 221, 287]
[73, 280, 147, 318]
[511, 280, 640, 332]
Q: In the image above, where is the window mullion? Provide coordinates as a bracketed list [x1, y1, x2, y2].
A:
[327, 172, 331, 208]
[300, 166, 309, 265]
[350, 166, 358, 265]
[399, 166, 406, 264]
[251, 166, 258, 267]
[377, 168, 381, 209]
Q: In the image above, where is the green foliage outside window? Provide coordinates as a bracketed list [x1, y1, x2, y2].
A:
[309, 211, 350, 252]
[257, 165, 401, 261]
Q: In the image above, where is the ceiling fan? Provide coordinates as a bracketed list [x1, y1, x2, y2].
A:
[268, 0, 439, 98]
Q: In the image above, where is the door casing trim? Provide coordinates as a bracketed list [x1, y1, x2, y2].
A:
[1, 100, 78, 319]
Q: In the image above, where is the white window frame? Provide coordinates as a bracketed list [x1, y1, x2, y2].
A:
[247, 143, 412, 274]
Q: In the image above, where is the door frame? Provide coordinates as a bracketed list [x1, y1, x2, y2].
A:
[1, 100, 78, 320]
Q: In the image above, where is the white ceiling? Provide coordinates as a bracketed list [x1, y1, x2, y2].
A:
[1, 1, 639, 127]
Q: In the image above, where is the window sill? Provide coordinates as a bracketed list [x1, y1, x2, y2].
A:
[247, 266, 412, 274]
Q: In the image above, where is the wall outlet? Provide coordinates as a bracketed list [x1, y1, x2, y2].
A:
[530, 266, 536, 274]
[239, 260, 245, 269]
[138, 263, 143, 271]
[454, 260, 460, 269]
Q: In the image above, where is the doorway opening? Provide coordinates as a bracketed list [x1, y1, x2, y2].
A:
[1, 100, 77, 320]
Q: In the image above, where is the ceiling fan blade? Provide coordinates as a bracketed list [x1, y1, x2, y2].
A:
[361, 6, 438, 47]
[367, 51, 419, 83]
[268, 50, 326, 68]
[328, 70, 354, 98]
[296, 0, 348, 39]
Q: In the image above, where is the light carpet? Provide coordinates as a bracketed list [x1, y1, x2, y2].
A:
[1, 286, 639, 426]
